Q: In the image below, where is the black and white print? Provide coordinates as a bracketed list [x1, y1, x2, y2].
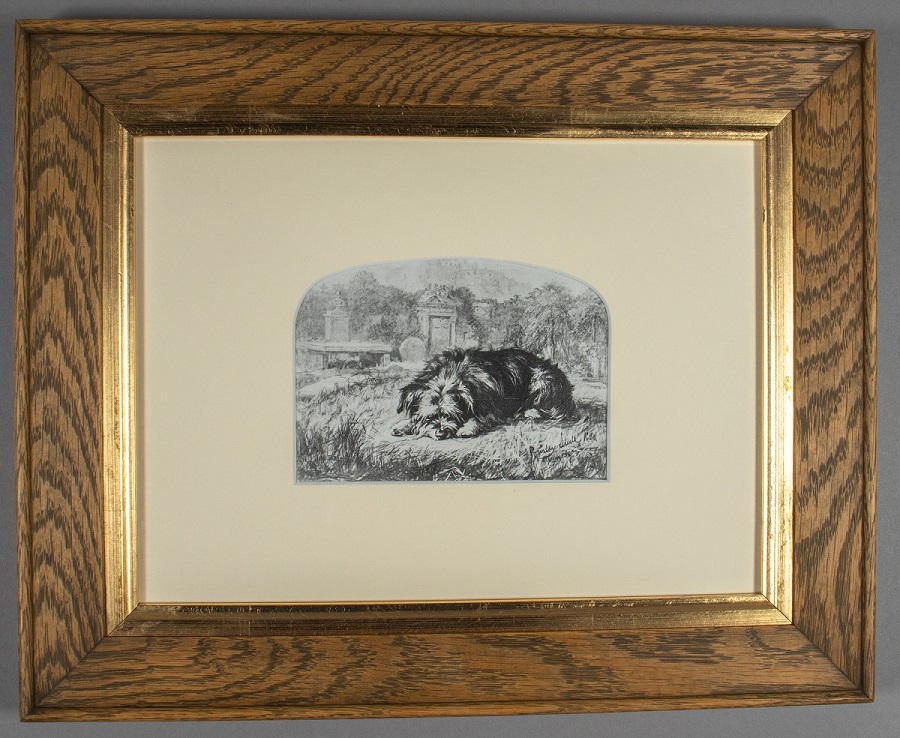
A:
[294, 258, 608, 482]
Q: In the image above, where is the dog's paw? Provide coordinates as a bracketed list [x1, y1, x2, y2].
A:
[391, 419, 414, 436]
[456, 418, 482, 437]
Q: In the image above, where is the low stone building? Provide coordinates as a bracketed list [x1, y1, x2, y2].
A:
[298, 297, 392, 369]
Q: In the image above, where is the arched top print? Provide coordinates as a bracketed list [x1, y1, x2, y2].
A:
[294, 257, 609, 483]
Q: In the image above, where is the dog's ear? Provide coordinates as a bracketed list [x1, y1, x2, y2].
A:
[397, 383, 423, 414]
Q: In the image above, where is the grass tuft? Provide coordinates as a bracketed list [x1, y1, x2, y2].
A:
[296, 365, 607, 482]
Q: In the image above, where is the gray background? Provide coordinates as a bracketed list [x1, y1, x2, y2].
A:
[1, 0, 896, 735]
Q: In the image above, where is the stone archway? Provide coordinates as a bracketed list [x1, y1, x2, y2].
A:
[416, 286, 459, 354]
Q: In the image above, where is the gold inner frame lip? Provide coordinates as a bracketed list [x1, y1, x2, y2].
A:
[103, 112, 793, 633]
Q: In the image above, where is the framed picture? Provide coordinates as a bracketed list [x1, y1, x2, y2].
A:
[14, 20, 876, 719]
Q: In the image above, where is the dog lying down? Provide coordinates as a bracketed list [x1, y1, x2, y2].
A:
[391, 348, 576, 440]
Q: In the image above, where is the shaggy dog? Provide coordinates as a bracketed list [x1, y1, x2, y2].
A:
[391, 348, 576, 440]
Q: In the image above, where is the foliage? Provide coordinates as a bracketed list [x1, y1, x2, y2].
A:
[520, 283, 576, 364]
[295, 282, 339, 341]
[296, 273, 608, 377]
[575, 291, 609, 343]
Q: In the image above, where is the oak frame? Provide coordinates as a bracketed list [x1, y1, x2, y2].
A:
[14, 20, 876, 720]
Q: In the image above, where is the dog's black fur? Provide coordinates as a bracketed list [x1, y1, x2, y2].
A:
[391, 348, 576, 440]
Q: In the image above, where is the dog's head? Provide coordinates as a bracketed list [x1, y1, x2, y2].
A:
[397, 370, 474, 440]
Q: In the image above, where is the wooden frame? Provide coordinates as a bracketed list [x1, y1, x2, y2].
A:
[14, 20, 876, 720]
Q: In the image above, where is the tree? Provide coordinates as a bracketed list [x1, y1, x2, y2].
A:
[522, 283, 576, 364]
[295, 282, 339, 340]
[572, 291, 609, 378]
[343, 270, 382, 339]
[337, 271, 417, 346]
[495, 295, 527, 348]
[447, 286, 488, 347]
[575, 292, 608, 345]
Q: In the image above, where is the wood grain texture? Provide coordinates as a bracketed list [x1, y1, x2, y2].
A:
[18, 692, 875, 722]
[37, 628, 853, 713]
[35, 32, 856, 120]
[792, 47, 876, 693]
[13, 20, 876, 719]
[860, 33, 878, 700]
[15, 18, 875, 43]
[20, 39, 106, 705]
[14, 20, 35, 719]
